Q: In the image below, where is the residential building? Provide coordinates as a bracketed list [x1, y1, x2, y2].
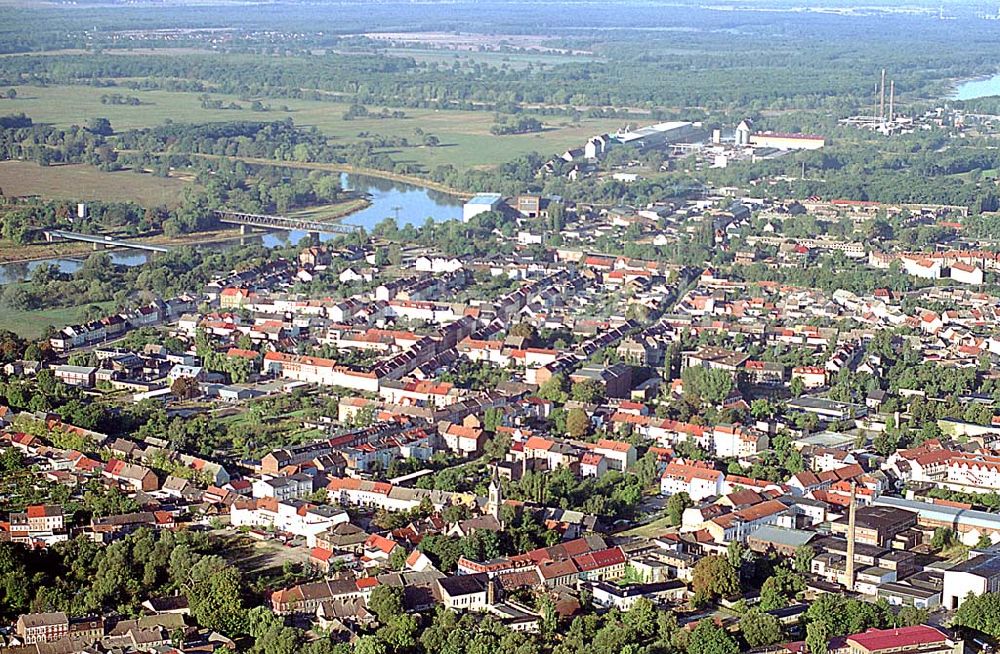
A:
[252, 474, 314, 501]
[844, 625, 960, 654]
[791, 366, 827, 389]
[53, 365, 97, 387]
[438, 574, 491, 611]
[15, 613, 69, 644]
[660, 462, 724, 501]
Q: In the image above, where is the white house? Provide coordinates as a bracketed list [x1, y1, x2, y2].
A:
[660, 462, 724, 501]
[438, 574, 490, 611]
[415, 256, 463, 273]
[712, 425, 767, 459]
[951, 262, 984, 285]
[901, 256, 943, 279]
[252, 473, 314, 501]
[230, 498, 348, 547]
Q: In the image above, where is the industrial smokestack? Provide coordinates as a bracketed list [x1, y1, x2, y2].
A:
[880, 69, 886, 122]
[889, 80, 895, 123]
[844, 481, 857, 592]
[874, 83, 880, 129]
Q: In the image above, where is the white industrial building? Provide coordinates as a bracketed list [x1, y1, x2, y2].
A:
[612, 121, 698, 150]
[942, 552, 1000, 610]
[463, 193, 504, 222]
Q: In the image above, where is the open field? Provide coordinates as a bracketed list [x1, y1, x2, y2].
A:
[359, 32, 593, 55]
[0, 161, 192, 207]
[2, 84, 626, 170]
[0, 301, 115, 339]
[361, 47, 601, 70]
[0, 47, 223, 58]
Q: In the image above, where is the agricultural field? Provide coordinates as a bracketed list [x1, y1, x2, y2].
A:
[0, 160, 192, 207]
[1, 84, 626, 170]
[378, 48, 599, 69]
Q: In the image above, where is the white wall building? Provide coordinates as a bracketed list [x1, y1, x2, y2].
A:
[942, 553, 1000, 610]
[230, 498, 348, 547]
[660, 463, 724, 501]
[463, 194, 503, 223]
[252, 474, 314, 501]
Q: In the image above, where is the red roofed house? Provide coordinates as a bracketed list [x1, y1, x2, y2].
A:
[363, 534, 402, 565]
[405, 549, 434, 573]
[309, 547, 337, 574]
[102, 459, 158, 492]
[660, 462, 724, 501]
[584, 256, 615, 271]
[845, 626, 958, 654]
[580, 452, 608, 478]
[791, 366, 827, 390]
[572, 546, 627, 582]
[219, 287, 252, 309]
[594, 439, 637, 471]
[440, 423, 486, 457]
[951, 262, 984, 285]
[24, 505, 64, 533]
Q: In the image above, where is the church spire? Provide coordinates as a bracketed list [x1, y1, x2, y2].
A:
[487, 467, 503, 526]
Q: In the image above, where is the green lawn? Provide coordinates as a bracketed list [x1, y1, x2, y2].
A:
[620, 514, 675, 539]
[0, 301, 116, 339]
[3, 84, 625, 170]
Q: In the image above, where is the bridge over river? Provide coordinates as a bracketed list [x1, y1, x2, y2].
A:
[43, 230, 171, 254]
[214, 210, 364, 239]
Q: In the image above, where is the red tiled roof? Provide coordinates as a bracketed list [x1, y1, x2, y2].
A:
[572, 547, 625, 572]
[356, 576, 380, 590]
[365, 534, 398, 554]
[310, 547, 334, 562]
[847, 626, 949, 652]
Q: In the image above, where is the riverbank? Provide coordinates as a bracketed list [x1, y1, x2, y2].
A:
[0, 228, 237, 265]
[181, 153, 472, 199]
[948, 72, 1000, 100]
[0, 196, 372, 266]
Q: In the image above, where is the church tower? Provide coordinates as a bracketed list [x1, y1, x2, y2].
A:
[487, 468, 503, 527]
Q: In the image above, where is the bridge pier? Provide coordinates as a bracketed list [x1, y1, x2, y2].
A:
[240, 224, 251, 236]
[308, 231, 320, 246]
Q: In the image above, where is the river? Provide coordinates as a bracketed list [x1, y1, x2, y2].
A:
[952, 73, 1000, 100]
[0, 172, 465, 285]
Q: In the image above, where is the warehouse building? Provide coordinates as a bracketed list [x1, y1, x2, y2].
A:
[463, 193, 504, 223]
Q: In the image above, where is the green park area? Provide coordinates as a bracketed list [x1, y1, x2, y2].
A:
[0, 301, 116, 339]
[1, 83, 624, 171]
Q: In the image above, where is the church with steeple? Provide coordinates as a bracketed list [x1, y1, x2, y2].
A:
[487, 467, 503, 529]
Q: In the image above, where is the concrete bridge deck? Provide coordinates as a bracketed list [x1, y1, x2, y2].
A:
[43, 230, 170, 253]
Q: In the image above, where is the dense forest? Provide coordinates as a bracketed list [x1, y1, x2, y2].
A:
[1, 1, 1000, 112]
